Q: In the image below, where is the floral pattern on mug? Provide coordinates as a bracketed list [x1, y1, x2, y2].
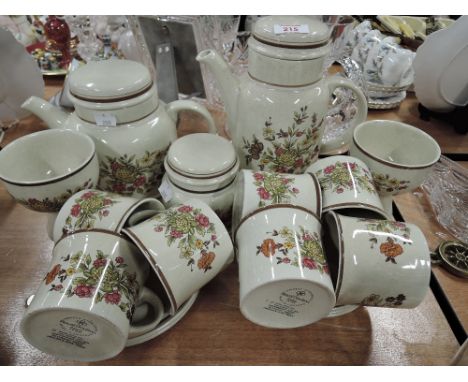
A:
[242, 106, 323, 174]
[315, 161, 376, 195]
[152, 205, 219, 272]
[17, 178, 95, 213]
[256, 226, 328, 274]
[360, 293, 406, 307]
[62, 190, 119, 235]
[372, 172, 410, 193]
[44, 250, 139, 320]
[99, 147, 168, 196]
[359, 219, 412, 264]
[252, 172, 299, 207]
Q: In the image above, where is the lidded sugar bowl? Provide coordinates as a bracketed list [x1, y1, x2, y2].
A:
[160, 133, 239, 226]
[22, 59, 217, 198]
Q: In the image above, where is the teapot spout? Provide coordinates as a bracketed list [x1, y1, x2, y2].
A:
[196, 49, 239, 126]
[21, 96, 69, 129]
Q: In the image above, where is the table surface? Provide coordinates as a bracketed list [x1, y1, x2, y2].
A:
[0, 78, 466, 366]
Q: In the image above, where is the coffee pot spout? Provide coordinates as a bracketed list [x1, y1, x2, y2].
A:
[21, 96, 69, 129]
[196, 49, 239, 130]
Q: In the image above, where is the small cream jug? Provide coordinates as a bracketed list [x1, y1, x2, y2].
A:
[197, 16, 367, 174]
[22, 59, 216, 197]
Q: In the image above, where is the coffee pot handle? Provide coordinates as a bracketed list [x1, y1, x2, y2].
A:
[128, 286, 168, 339]
[166, 100, 218, 134]
[320, 76, 368, 154]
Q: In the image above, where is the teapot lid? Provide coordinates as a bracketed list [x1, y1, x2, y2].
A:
[166, 133, 237, 177]
[253, 16, 331, 47]
[69, 59, 152, 101]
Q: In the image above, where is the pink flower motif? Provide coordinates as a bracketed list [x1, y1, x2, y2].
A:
[74, 285, 94, 298]
[295, 158, 304, 168]
[253, 173, 264, 181]
[113, 183, 126, 193]
[324, 165, 335, 174]
[93, 258, 107, 268]
[170, 230, 183, 238]
[111, 162, 121, 172]
[282, 258, 291, 264]
[53, 284, 63, 291]
[196, 214, 210, 228]
[70, 204, 81, 217]
[275, 147, 285, 157]
[133, 176, 146, 187]
[115, 256, 124, 264]
[302, 234, 312, 241]
[104, 291, 121, 305]
[336, 188, 344, 194]
[292, 187, 300, 194]
[322, 265, 330, 274]
[211, 234, 217, 241]
[347, 162, 357, 171]
[102, 210, 110, 217]
[81, 191, 96, 200]
[154, 226, 164, 232]
[257, 187, 271, 200]
[178, 205, 193, 213]
[302, 258, 317, 270]
[281, 178, 291, 184]
[103, 198, 113, 206]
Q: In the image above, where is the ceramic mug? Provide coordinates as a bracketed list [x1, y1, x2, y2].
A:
[20, 230, 167, 362]
[231, 169, 322, 233]
[52, 188, 165, 242]
[350, 120, 441, 215]
[235, 205, 335, 328]
[122, 199, 234, 315]
[322, 211, 431, 308]
[306, 155, 389, 219]
[0, 129, 99, 213]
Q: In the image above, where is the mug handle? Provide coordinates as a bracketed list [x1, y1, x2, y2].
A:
[319, 76, 368, 154]
[166, 100, 218, 134]
[128, 287, 168, 338]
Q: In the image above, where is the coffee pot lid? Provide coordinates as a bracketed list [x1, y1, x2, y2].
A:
[167, 133, 237, 177]
[252, 16, 331, 47]
[68, 59, 153, 101]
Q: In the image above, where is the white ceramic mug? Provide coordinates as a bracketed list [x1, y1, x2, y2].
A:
[20, 230, 167, 362]
[232, 169, 322, 233]
[306, 155, 389, 219]
[122, 199, 234, 315]
[322, 211, 431, 308]
[235, 205, 335, 328]
[349, 120, 441, 215]
[52, 188, 165, 242]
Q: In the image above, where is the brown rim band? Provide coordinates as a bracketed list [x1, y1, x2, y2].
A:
[123, 229, 178, 313]
[233, 203, 321, 241]
[169, 176, 237, 195]
[253, 35, 330, 49]
[70, 82, 154, 103]
[167, 157, 239, 180]
[352, 137, 437, 170]
[78, 106, 157, 126]
[0, 153, 96, 187]
[247, 73, 320, 88]
[55, 228, 132, 247]
[306, 172, 322, 218]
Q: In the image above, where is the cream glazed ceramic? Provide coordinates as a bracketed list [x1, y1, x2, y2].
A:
[52, 188, 165, 242]
[323, 212, 431, 308]
[22, 59, 217, 198]
[20, 230, 167, 362]
[350, 120, 441, 215]
[123, 199, 234, 315]
[235, 205, 335, 328]
[0, 129, 99, 213]
[197, 16, 368, 172]
[161, 133, 239, 226]
[306, 155, 389, 219]
[231, 169, 322, 232]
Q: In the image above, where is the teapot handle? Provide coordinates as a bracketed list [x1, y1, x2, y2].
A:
[165, 100, 218, 134]
[320, 76, 368, 154]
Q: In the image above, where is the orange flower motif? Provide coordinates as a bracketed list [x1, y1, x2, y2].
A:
[197, 252, 216, 272]
[379, 238, 403, 264]
[44, 264, 61, 285]
[260, 238, 276, 257]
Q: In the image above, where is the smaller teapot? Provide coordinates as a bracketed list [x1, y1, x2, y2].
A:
[22, 59, 217, 197]
[197, 16, 368, 174]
